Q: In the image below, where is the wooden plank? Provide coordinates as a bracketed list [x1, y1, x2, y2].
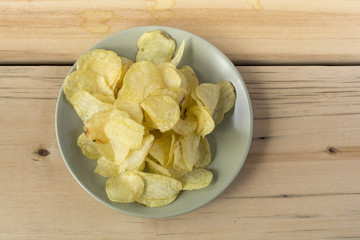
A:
[0, 66, 359, 239]
[1, 0, 360, 64]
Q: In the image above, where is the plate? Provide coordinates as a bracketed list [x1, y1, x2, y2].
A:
[55, 26, 253, 218]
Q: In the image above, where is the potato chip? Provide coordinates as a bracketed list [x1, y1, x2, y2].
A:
[136, 30, 175, 65]
[118, 61, 163, 104]
[120, 56, 135, 67]
[166, 133, 178, 167]
[180, 132, 200, 170]
[64, 70, 115, 104]
[113, 64, 129, 97]
[114, 97, 143, 123]
[146, 158, 171, 177]
[97, 142, 114, 161]
[141, 95, 180, 132]
[196, 83, 220, 115]
[212, 81, 236, 125]
[180, 168, 213, 190]
[106, 171, 144, 203]
[158, 62, 181, 88]
[94, 156, 119, 177]
[84, 110, 113, 143]
[118, 134, 154, 173]
[173, 112, 197, 136]
[171, 40, 185, 67]
[77, 133, 101, 160]
[166, 166, 189, 180]
[149, 87, 187, 106]
[172, 140, 189, 171]
[70, 91, 113, 123]
[194, 137, 211, 168]
[104, 111, 144, 150]
[148, 133, 172, 166]
[188, 105, 215, 137]
[133, 171, 182, 207]
[77, 49, 122, 89]
[179, 66, 198, 91]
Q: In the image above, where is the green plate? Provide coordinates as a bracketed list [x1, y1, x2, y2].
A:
[55, 26, 253, 218]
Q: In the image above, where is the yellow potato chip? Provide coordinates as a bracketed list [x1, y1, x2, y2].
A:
[149, 87, 187, 106]
[113, 64, 129, 97]
[166, 166, 189, 180]
[148, 133, 172, 166]
[84, 110, 113, 143]
[158, 62, 181, 89]
[70, 91, 113, 123]
[146, 158, 171, 177]
[120, 56, 135, 67]
[77, 133, 101, 160]
[194, 137, 211, 168]
[118, 134, 154, 173]
[136, 30, 175, 65]
[114, 96, 143, 123]
[118, 61, 164, 104]
[180, 132, 200, 170]
[97, 142, 114, 161]
[77, 49, 122, 89]
[196, 83, 220, 115]
[94, 156, 119, 177]
[106, 171, 144, 203]
[141, 95, 180, 132]
[212, 81, 236, 125]
[64, 70, 115, 104]
[166, 133, 178, 167]
[179, 65, 198, 91]
[172, 112, 197, 136]
[188, 105, 215, 137]
[172, 139, 189, 171]
[104, 111, 145, 150]
[180, 168, 213, 190]
[171, 40, 185, 67]
[133, 171, 182, 207]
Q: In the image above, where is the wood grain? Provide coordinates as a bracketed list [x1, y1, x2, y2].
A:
[1, 0, 360, 64]
[0, 66, 359, 239]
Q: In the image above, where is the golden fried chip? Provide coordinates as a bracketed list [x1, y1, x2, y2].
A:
[77, 49, 122, 89]
[180, 168, 213, 190]
[166, 134, 178, 167]
[118, 134, 154, 173]
[212, 81, 236, 125]
[188, 105, 215, 137]
[171, 40, 185, 67]
[172, 140, 189, 171]
[133, 171, 182, 207]
[114, 96, 143, 123]
[118, 61, 163, 103]
[64, 70, 115, 104]
[148, 133, 172, 166]
[158, 62, 181, 88]
[196, 83, 220, 115]
[136, 30, 175, 65]
[113, 64, 129, 97]
[97, 142, 114, 161]
[166, 166, 189, 180]
[141, 95, 180, 132]
[84, 110, 113, 143]
[146, 158, 171, 177]
[106, 171, 144, 203]
[94, 156, 119, 177]
[70, 91, 113, 123]
[194, 137, 211, 168]
[120, 56, 135, 67]
[173, 112, 197, 136]
[180, 132, 200, 170]
[77, 133, 101, 160]
[179, 65, 198, 91]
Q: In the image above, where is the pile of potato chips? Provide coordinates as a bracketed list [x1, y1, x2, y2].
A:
[64, 30, 236, 207]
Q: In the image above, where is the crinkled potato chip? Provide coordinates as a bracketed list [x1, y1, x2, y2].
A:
[133, 171, 182, 207]
[84, 110, 113, 143]
[196, 83, 220, 115]
[94, 156, 119, 177]
[70, 91, 113, 123]
[180, 168, 213, 190]
[148, 133, 172, 166]
[136, 30, 175, 65]
[194, 137, 211, 168]
[171, 40, 185, 67]
[212, 81, 236, 125]
[141, 95, 180, 132]
[77, 133, 102, 160]
[106, 171, 144, 203]
[77, 49, 122, 89]
[114, 97, 143, 123]
[188, 105, 215, 137]
[146, 158, 171, 177]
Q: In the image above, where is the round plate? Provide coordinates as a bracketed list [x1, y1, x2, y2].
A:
[55, 26, 253, 218]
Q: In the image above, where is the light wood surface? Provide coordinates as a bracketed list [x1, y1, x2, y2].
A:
[1, 0, 360, 64]
[0, 66, 359, 239]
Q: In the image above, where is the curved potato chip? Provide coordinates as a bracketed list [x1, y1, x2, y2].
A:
[97, 142, 114, 161]
[118, 134, 154, 173]
[166, 166, 189, 180]
[170, 40, 185, 67]
[77, 133, 101, 160]
[118, 61, 164, 103]
[194, 137, 211, 168]
[150, 87, 186, 106]
[94, 156, 119, 177]
[64, 70, 114, 104]
[146, 158, 171, 177]
[180, 168, 213, 190]
[179, 66, 198, 91]
[84, 110, 113, 143]
[173, 112, 197, 136]
[70, 91, 113, 123]
[136, 30, 175, 65]
[148, 133, 172, 166]
[196, 83, 219, 115]
[212, 81, 236, 125]
[120, 56, 135, 67]
[188, 105, 215, 137]
[106, 171, 144, 203]
[114, 97, 143, 123]
[172, 140, 189, 171]
[133, 171, 182, 207]
[166, 134, 178, 167]
[77, 49, 122, 89]
[113, 64, 129, 97]
[180, 132, 200, 170]
[158, 63, 181, 89]
[141, 95, 180, 132]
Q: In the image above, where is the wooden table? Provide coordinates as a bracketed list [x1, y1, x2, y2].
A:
[1, 1, 359, 239]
